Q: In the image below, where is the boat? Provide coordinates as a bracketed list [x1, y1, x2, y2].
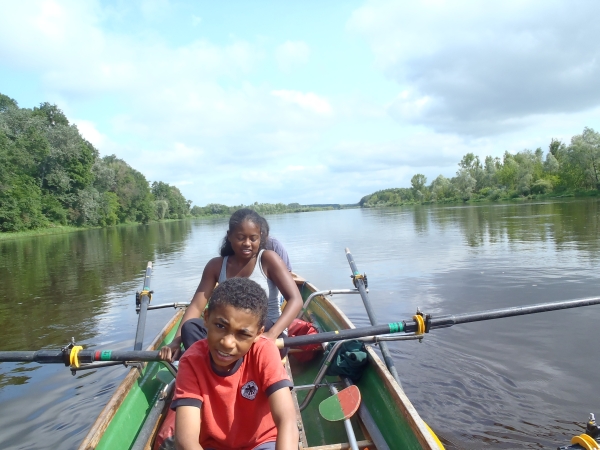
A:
[77, 272, 443, 450]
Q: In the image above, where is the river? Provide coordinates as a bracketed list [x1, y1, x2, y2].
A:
[0, 199, 599, 449]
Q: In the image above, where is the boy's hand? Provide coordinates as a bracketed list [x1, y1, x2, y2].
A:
[159, 339, 182, 362]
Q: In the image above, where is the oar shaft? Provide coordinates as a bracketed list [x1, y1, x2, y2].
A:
[0, 350, 161, 364]
[280, 296, 600, 348]
[425, 296, 600, 330]
[345, 248, 403, 387]
[279, 323, 399, 348]
[134, 262, 153, 351]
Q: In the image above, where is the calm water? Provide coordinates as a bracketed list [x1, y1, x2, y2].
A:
[1, 199, 599, 449]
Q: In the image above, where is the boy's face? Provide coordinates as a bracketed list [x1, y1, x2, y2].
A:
[204, 303, 264, 372]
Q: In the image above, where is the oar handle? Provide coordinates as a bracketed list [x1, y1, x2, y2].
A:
[277, 322, 404, 348]
[0, 350, 161, 364]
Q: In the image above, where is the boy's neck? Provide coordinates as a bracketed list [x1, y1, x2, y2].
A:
[209, 352, 244, 376]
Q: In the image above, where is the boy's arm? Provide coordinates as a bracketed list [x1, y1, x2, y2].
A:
[268, 388, 299, 450]
[175, 406, 203, 450]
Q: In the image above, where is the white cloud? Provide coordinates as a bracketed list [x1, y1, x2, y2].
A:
[271, 90, 333, 116]
[72, 120, 106, 148]
[274, 40, 310, 73]
[348, 0, 600, 136]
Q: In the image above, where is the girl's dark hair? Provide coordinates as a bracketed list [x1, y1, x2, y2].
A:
[207, 277, 268, 327]
[219, 208, 269, 256]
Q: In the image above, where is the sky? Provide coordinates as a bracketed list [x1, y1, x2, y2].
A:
[1, 0, 599, 207]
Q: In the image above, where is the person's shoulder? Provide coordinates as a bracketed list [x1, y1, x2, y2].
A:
[180, 339, 208, 364]
[267, 236, 282, 248]
[260, 249, 279, 264]
[249, 335, 280, 359]
[204, 256, 225, 272]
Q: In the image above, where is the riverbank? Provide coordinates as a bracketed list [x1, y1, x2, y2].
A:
[360, 189, 598, 208]
[0, 225, 90, 241]
[0, 206, 353, 241]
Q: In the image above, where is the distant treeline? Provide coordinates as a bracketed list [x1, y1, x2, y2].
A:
[190, 202, 340, 217]
[360, 127, 600, 207]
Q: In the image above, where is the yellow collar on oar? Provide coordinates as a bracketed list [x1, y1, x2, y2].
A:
[69, 346, 83, 368]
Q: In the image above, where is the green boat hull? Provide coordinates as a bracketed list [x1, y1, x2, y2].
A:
[81, 278, 441, 450]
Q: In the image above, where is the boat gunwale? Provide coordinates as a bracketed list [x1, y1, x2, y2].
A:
[77, 308, 185, 450]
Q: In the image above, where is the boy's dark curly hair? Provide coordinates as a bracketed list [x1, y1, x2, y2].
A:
[206, 277, 268, 327]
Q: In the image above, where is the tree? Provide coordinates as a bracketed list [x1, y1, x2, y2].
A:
[453, 169, 476, 200]
[411, 174, 427, 194]
[32, 102, 69, 127]
[0, 93, 17, 112]
[568, 127, 600, 189]
[430, 175, 454, 201]
[155, 200, 169, 220]
[103, 155, 154, 223]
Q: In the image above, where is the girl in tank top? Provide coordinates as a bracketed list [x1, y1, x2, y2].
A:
[160, 208, 302, 362]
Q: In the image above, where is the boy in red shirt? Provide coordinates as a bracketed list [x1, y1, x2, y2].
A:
[171, 277, 298, 450]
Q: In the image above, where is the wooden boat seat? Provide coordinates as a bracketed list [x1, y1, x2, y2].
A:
[300, 440, 373, 450]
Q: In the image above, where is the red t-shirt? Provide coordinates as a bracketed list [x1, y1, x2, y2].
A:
[171, 336, 292, 450]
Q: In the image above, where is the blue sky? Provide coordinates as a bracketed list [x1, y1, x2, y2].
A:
[1, 0, 599, 207]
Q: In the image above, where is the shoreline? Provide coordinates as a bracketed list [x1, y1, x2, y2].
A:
[2, 194, 595, 241]
[0, 208, 350, 241]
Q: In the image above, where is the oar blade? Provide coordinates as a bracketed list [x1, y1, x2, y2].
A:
[318, 385, 361, 422]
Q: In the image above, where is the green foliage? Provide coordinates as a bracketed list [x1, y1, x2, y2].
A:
[32, 102, 69, 127]
[0, 93, 192, 233]
[189, 202, 331, 217]
[568, 127, 600, 189]
[360, 127, 600, 208]
[151, 181, 190, 219]
[0, 94, 18, 112]
[0, 176, 47, 231]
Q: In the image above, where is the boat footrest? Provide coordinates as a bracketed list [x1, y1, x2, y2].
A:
[301, 439, 373, 450]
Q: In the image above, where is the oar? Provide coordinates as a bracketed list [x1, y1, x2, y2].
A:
[0, 349, 162, 365]
[320, 384, 362, 450]
[2, 296, 599, 365]
[345, 248, 403, 387]
[134, 262, 153, 351]
[277, 296, 600, 348]
[319, 385, 361, 422]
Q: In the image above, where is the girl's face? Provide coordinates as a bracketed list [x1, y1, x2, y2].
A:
[227, 220, 261, 259]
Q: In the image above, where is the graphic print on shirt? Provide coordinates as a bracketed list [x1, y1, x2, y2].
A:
[241, 381, 259, 400]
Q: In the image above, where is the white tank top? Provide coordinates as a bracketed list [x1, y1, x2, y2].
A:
[218, 249, 281, 325]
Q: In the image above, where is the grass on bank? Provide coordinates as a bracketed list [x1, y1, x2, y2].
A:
[0, 225, 89, 241]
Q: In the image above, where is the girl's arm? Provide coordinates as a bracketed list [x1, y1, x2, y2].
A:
[174, 406, 203, 450]
[269, 388, 299, 450]
[159, 258, 221, 361]
[261, 250, 303, 341]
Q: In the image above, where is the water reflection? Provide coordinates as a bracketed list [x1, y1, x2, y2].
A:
[0, 221, 192, 368]
[420, 200, 600, 257]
